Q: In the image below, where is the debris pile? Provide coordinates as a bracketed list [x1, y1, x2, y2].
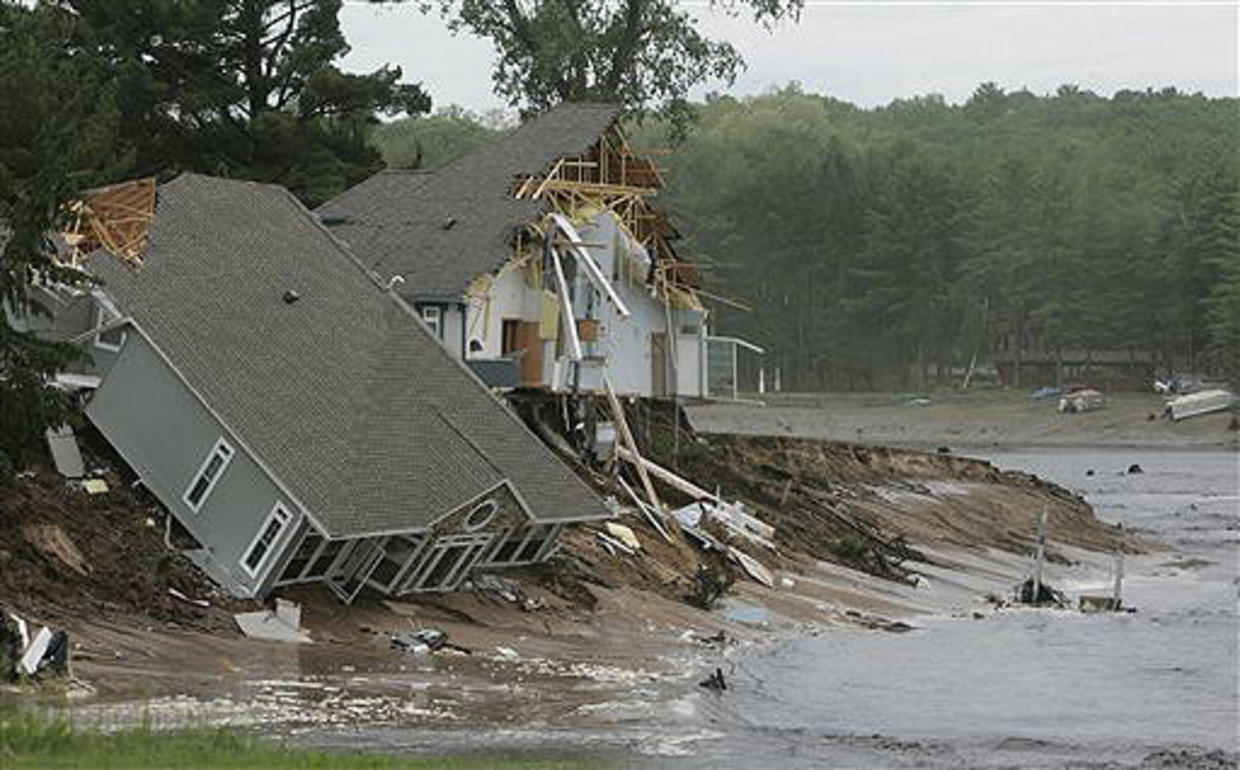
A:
[1, 428, 256, 634]
[2, 608, 69, 682]
[599, 379, 780, 592]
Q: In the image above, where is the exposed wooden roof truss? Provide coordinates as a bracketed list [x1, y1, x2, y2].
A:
[61, 177, 157, 268]
[511, 125, 700, 303]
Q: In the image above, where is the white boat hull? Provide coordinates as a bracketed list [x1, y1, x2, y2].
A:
[1167, 389, 1236, 421]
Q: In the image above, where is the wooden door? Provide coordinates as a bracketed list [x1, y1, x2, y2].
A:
[516, 321, 543, 386]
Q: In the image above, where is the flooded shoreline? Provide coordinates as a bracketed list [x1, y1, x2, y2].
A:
[8, 446, 1235, 769]
[292, 448, 1237, 767]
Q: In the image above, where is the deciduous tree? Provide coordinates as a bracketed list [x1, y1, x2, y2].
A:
[426, 0, 801, 131]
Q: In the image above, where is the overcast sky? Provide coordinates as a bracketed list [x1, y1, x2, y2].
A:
[339, 1, 1238, 115]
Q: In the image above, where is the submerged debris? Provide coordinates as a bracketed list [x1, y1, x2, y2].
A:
[698, 667, 728, 692]
[389, 628, 447, 654]
[1013, 578, 1069, 608]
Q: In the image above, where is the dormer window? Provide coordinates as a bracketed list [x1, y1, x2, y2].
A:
[420, 305, 442, 339]
[94, 305, 126, 352]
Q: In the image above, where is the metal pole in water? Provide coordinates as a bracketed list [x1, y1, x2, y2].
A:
[1032, 506, 1048, 603]
[1112, 522, 1125, 607]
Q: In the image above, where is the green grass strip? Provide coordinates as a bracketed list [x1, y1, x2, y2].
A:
[1, 709, 605, 769]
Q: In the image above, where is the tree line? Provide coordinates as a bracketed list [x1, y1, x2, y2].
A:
[639, 85, 1239, 391]
[382, 85, 1238, 391]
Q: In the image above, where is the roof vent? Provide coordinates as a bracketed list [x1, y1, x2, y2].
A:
[442, 217, 457, 231]
[283, 290, 300, 304]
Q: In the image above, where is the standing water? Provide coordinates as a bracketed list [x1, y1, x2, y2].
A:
[685, 449, 1238, 768]
[291, 450, 1237, 767]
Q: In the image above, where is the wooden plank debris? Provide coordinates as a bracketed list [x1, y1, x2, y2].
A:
[604, 378, 661, 512]
[616, 474, 672, 544]
[728, 546, 775, 588]
[596, 531, 636, 556]
[605, 521, 642, 551]
[619, 447, 775, 550]
[617, 445, 710, 500]
[62, 177, 157, 267]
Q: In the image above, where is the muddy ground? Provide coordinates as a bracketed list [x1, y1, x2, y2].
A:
[688, 390, 1239, 451]
[0, 396, 1167, 741]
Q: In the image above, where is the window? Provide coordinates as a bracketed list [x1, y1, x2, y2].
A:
[407, 534, 493, 592]
[94, 306, 126, 352]
[419, 305, 442, 339]
[501, 319, 521, 356]
[369, 535, 423, 590]
[463, 500, 497, 532]
[242, 502, 292, 577]
[305, 539, 345, 580]
[490, 529, 523, 564]
[517, 525, 553, 562]
[183, 438, 234, 512]
[278, 531, 323, 582]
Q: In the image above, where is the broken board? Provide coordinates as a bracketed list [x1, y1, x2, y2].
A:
[729, 546, 775, 588]
[45, 425, 84, 479]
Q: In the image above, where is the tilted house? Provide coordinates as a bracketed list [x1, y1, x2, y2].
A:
[27, 173, 611, 603]
[317, 103, 752, 399]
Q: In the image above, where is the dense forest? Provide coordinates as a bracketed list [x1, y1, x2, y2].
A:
[378, 86, 1239, 391]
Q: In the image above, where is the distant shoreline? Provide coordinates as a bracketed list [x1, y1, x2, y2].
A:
[687, 390, 1238, 453]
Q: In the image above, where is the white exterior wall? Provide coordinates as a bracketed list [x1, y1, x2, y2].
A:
[442, 304, 466, 358]
[570, 213, 707, 398]
[676, 331, 707, 397]
[464, 267, 539, 359]
[453, 210, 708, 398]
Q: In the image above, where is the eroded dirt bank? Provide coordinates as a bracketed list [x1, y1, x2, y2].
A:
[1, 408, 1139, 730]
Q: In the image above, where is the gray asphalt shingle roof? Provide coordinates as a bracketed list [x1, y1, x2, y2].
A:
[315, 103, 621, 298]
[88, 173, 609, 537]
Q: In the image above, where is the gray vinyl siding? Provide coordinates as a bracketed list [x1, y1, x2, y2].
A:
[7, 290, 123, 378]
[85, 332, 302, 596]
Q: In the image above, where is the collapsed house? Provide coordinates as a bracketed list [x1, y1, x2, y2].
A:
[11, 173, 611, 603]
[317, 103, 760, 399]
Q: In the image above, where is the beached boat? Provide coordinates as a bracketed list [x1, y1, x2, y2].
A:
[1165, 388, 1236, 421]
[1057, 388, 1103, 413]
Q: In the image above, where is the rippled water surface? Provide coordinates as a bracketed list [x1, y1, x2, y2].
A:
[682, 449, 1238, 768]
[296, 450, 1238, 768]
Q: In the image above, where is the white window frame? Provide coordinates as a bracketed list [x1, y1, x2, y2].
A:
[462, 500, 498, 532]
[420, 305, 443, 339]
[182, 437, 234, 513]
[93, 306, 127, 352]
[241, 502, 293, 578]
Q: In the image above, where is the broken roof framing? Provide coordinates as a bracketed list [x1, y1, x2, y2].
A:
[34, 173, 611, 604]
[511, 119, 702, 310]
